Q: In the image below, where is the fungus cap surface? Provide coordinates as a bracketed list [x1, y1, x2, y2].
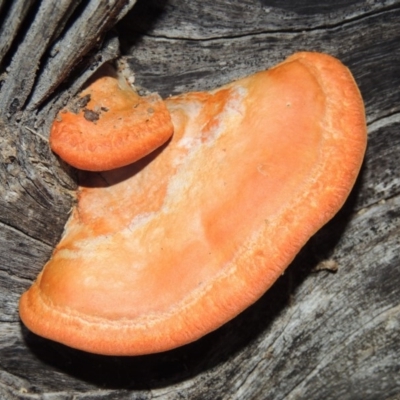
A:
[20, 52, 367, 355]
[50, 67, 174, 171]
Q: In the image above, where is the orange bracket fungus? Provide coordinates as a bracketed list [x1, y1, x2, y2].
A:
[50, 65, 174, 171]
[20, 52, 367, 356]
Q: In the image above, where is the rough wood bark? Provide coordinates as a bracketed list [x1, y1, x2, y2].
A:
[0, 0, 37, 63]
[1, 0, 399, 399]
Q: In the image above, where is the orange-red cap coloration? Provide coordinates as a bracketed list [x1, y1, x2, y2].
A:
[50, 66, 174, 171]
[20, 52, 367, 355]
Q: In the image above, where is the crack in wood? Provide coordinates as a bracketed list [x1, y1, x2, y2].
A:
[0, 220, 52, 250]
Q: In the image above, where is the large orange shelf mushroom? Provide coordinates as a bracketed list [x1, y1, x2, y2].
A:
[19, 52, 367, 356]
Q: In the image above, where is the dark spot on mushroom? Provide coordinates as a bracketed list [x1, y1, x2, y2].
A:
[77, 94, 91, 109]
[69, 94, 91, 114]
[83, 109, 100, 122]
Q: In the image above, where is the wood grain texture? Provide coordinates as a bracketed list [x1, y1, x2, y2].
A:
[0, 0, 37, 62]
[1, 0, 399, 399]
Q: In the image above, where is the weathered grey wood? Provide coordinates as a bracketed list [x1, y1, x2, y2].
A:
[0, 0, 80, 116]
[27, 0, 136, 110]
[1, 0, 399, 399]
[0, 0, 137, 117]
[118, 0, 399, 39]
[0, 0, 37, 63]
[0, 221, 51, 322]
[0, 116, 75, 246]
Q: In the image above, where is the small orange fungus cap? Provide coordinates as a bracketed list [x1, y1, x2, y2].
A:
[50, 66, 174, 171]
[20, 52, 367, 355]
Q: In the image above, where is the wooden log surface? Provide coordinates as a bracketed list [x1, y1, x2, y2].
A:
[1, 0, 399, 398]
